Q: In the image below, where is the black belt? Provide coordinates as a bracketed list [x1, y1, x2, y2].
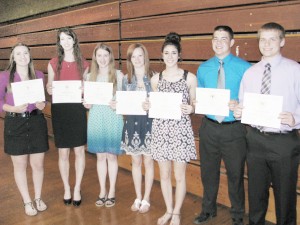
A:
[6, 109, 42, 118]
[205, 116, 239, 125]
[252, 127, 295, 136]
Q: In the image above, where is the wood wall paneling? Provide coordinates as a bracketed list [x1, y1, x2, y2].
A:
[33, 60, 50, 74]
[121, 2, 300, 38]
[0, 60, 7, 70]
[121, 0, 275, 19]
[0, 1, 120, 38]
[74, 23, 120, 43]
[0, 36, 19, 49]
[0, 0, 95, 23]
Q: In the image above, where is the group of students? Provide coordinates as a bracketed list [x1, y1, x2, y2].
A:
[0, 21, 299, 225]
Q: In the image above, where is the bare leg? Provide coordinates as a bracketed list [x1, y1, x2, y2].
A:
[96, 153, 108, 198]
[11, 155, 38, 216]
[143, 155, 154, 202]
[157, 161, 173, 225]
[11, 155, 31, 203]
[73, 145, 85, 201]
[131, 155, 143, 201]
[107, 153, 118, 199]
[170, 161, 187, 225]
[30, 153, 45, 199]
[58, 148, 71, 199]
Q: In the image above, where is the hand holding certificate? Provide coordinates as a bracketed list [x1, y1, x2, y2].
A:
[116, 91, 147, 115]
[148, 92, 182, 120]
[11, 78, 45, 106]
[52, 80, 82, 103]
[195, 88, 230, 116]
[84, 81, 113, 105]
[241, 92, 283, 129]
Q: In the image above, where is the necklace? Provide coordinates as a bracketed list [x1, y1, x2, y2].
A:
[64, 61, 74, 68]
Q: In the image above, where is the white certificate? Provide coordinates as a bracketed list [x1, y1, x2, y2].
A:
[52, 80, 82, 103]
[149, 92, 182, 120]
[84, 81, 113, 105]
[195, 88, 230, 116]
[241, 92, 283, 129]
[11, 79, 45, 106]
[116, 91, 147, 115]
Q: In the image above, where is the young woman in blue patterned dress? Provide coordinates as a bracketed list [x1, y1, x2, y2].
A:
[121, 43, 154, 213]
[150, 33, 197, 225]
[84, 43, 124, 208]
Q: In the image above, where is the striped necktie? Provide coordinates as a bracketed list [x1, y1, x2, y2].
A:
[258, 63, 271, 131]
[215, 60, 225, 123]
[261, 63, 271, 94]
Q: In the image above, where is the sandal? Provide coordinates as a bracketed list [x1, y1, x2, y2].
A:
[157, 212, 172, 225]
[139, 199, 150, 213]
[23, 202, 38, 216]
[131, 198, 141, 211]
[34, 198, 47, 211]
[170, 213, 181, 225]
[105, 197, 115, 208]
[95, 196, 107, 207]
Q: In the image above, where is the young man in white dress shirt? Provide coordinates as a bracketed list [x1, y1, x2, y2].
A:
[234, 22, 300, 225]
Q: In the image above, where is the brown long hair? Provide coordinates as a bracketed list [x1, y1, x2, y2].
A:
[89, 43, 117, 93]
[56, 27, 83, 79]
[126, 43, 152, 83]
[7, 43, 36, 88]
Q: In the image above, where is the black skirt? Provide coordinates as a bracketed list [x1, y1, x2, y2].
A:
[4, 113, 49, 155]
[51, 103, 87, 148]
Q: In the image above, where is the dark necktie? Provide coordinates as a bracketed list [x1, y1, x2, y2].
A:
[215, 60, 225, 123]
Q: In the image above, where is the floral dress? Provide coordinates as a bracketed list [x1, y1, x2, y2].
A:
[151, 70, 197, 162]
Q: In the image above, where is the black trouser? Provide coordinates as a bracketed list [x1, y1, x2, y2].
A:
[199, 117, 247, 219]
[247, 127, 300, 225]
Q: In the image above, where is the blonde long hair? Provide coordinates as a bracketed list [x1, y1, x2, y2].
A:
[89, 43, 117, 93]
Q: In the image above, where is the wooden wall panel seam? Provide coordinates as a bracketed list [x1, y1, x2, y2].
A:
[120, 0, 277, 20]
[121, 3, 300, 39]
[120, 0, 300, 22]
[0, 1, 120, 38]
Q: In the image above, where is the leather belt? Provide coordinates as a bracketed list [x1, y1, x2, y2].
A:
[6, 109, 42, 118]
[252, 127, 295, 136]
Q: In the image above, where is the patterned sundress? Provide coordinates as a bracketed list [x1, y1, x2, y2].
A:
[87, 71, 124, 155]
[120, 75, 152, 155]
[151, 70, 197, 162]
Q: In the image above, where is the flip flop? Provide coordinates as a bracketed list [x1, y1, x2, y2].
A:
[139, 199, 150, 213]
[105, 197, 115, 208]
[131, 198, 141, 211]
[95, 196, 107, 207]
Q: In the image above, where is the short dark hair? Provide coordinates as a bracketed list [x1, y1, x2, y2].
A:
[258, 22, 285, 39]
[214, 25, 234, 40]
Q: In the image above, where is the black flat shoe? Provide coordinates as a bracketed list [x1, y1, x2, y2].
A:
[73, 199, 82, 207]
[63, 198, 72, 205]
